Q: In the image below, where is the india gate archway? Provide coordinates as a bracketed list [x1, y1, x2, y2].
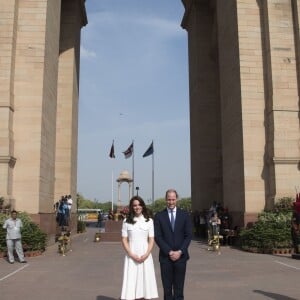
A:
[0, 0, 300, 235]
[0, 0, 87, 234]
[182, 0, 300, 226]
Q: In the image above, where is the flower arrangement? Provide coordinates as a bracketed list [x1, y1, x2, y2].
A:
[58, 231, 71, 256]
[94, 232, 101, 242]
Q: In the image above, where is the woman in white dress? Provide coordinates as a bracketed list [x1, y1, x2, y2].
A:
[120, 196, 159, 300]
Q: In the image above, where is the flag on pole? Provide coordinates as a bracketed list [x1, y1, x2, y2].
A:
[123, 142, 133, 159]
[109, 141, 115, 158]
[143, 141, 154, 157]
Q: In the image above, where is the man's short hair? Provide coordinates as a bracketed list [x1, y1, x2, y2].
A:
[165, 189, 178, 199]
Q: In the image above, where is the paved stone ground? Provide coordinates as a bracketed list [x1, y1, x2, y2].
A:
[0, 226, 300, 300]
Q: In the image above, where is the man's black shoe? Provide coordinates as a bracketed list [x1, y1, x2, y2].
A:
[20, 260, 27, 263]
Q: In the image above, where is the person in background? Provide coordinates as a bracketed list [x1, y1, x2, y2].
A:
[108, 209, 114, 220]
[58, 197, 68, 230]
[67, 194, 73, 225]
[192, 210, 200, 237]
[154, 189, 192, 300]
[199, 210, 207, 239]
[209, 212, 221, 236]
[2, 210, 27, 264]
[67, 195, 73, 212]
[97, 211, 103, 228]
[219, 207, 232, 245]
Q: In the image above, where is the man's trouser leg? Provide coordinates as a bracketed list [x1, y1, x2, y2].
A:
[15, 239, 25, 261]
[6, 239, 15, 262]
[173, 261, 186, 300]
[160, 261, 174, 300]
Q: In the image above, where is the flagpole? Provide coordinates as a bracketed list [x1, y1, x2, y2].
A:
[109, 140, 116, 211]
[132, 140, 135, 197]
[111, 169, 114, 211]
[152, 145, 154, 204]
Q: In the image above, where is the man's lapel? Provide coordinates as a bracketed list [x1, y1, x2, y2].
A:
[174, 208, 182, 232]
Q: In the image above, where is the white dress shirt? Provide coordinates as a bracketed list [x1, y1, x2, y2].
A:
[3, 218, 23, 240]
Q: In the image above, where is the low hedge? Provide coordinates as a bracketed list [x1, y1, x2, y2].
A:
[239, 197, 293, 252]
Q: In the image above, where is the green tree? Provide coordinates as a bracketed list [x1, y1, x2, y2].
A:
[148, 198, 166, 214]
[97, 202, 116, 212]
[77, 193, 117, 212]
[177, 197, 192, 212]
[148, 197, 191, 215]
[77, 193, 98, 209]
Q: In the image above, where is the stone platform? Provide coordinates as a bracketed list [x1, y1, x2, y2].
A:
[100, 220, 122, 242]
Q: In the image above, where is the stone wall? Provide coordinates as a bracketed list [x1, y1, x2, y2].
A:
[0, 0, 87, 234]
[182, 0, 300, 227]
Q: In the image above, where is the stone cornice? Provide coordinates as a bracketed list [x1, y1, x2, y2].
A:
[181, 0, 193, 30]
[80, 0, 88, 27]
[273, 157, 300, 164]
[0, 156, 16, 167]
[0, 103, 14, 111]
[181, 0, 212, 30]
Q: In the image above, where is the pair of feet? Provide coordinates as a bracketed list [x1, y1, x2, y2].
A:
[9, 260, 27, 264]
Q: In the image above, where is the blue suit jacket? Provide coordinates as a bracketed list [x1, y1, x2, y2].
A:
[154, 207, 192, 263]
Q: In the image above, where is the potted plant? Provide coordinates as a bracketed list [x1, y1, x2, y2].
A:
[94, 232, 101, 242]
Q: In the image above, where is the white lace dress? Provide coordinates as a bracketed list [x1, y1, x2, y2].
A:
[121, 216, 158, 300]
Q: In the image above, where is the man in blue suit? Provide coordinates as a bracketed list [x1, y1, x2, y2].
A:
[154, 189, 192, 300]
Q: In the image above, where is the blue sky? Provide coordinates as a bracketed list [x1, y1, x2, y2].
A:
[78, 0, 190, 205]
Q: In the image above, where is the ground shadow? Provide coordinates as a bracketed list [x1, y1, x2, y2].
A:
[253, 290, 298, 300]
[96, 296, 117, 300]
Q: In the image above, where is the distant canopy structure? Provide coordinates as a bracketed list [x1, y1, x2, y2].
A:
[116, 170, 133, 211]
